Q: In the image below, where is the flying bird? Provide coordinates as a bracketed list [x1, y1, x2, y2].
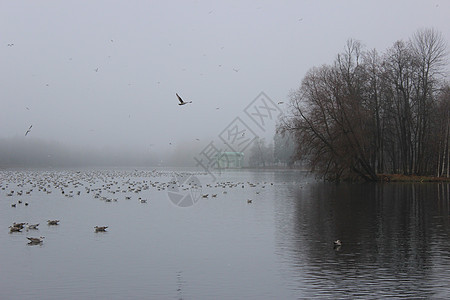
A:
[278, 101, 284, 105]
[176, 93, 192, 106]
[25, 125, 32, 136]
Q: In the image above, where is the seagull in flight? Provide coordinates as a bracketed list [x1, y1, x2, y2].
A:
[176, 93, 192, 106]
[25, 125, 32, 136]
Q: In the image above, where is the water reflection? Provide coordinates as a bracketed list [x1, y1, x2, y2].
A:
[275, 181, 450, 298]
[1, 169, 449, 299]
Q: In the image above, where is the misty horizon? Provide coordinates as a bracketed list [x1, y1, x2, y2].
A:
[1, 1, 449, 169]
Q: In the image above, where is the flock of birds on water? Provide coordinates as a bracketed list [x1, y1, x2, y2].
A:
[1, 169, 323, 247]
[2, 169, 341, 249]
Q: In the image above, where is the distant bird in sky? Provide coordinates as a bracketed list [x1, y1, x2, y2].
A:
[94, 68, 99, 72]
[7, 43, 14, 47]
[176, 93, 192, 106]
[25, 125, 32, 136]
[26, 107, 30, 110]
[278, 101, 284, 105]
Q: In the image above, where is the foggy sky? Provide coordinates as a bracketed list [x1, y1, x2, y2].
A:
[1, 0, 449, 164]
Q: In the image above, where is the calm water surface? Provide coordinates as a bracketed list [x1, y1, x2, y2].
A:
[1, 169, 449, 299]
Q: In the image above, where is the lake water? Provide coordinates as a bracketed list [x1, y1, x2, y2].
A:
[1, 168, 450, 299]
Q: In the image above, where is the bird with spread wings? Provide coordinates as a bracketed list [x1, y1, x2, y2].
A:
[176, 93, 192, 106]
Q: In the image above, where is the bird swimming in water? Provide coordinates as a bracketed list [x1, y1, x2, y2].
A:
[94, 226, 108, 232]
[9, 226, 22, 233]
[26, 223, 39, 230]
[27, 236, 44, 244]
[176, 93, 192, 106]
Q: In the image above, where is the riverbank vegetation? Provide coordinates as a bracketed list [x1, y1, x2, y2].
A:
[280, 28, 449, 182]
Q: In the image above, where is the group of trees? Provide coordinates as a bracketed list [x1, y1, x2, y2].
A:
[248, 137, 274, 167]
[247, 133, 297, 167]
[273, 132, 297, 166]
[280, 28, 449, 181]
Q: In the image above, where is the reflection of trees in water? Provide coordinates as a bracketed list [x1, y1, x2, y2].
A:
[274, 182, 450, 297]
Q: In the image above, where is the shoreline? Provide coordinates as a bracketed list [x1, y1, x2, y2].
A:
[377, 174, 450, 183]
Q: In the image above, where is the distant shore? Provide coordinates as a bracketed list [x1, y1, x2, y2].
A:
[238, 166, 309, 171]
[377, 174, 450, 183]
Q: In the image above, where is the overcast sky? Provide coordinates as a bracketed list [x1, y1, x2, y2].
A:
[1, 0, 449, 158]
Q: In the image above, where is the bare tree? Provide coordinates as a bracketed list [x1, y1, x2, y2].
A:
[409, 28, 448, 174]
[281, 29, 448, 181]
[432, 85, 450, 177]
